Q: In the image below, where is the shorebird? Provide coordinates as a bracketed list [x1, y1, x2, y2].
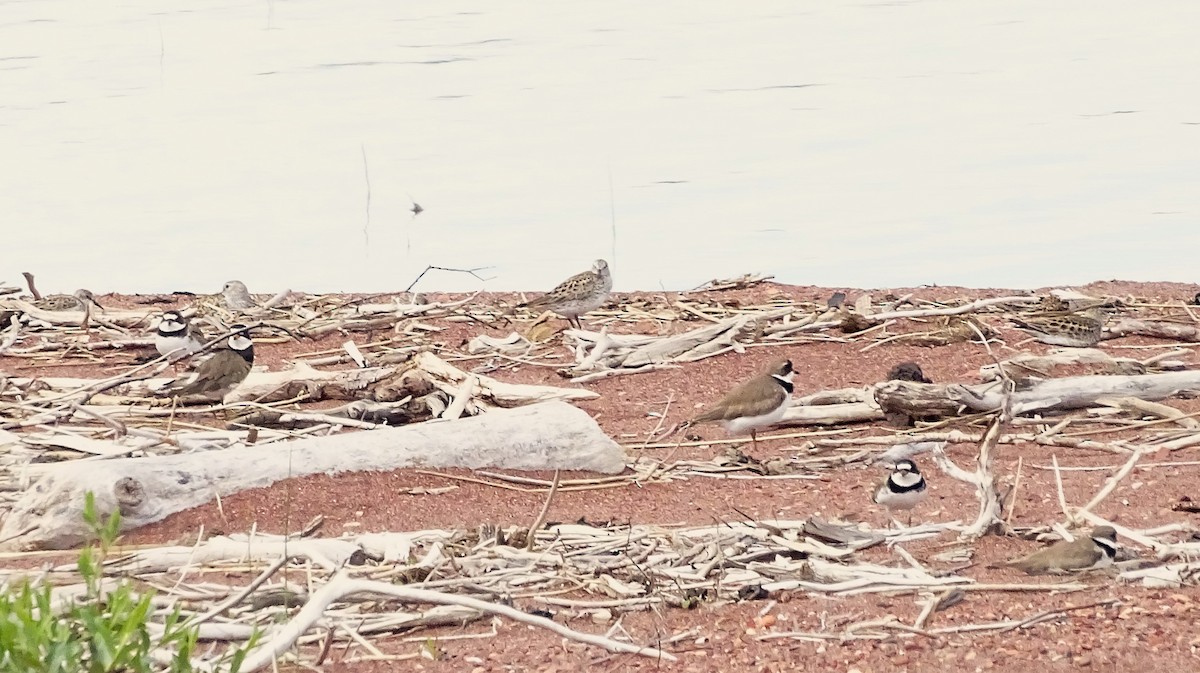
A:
[518, 259, 612, 329]
[1000, 526, 1118, 575]
[221, 280, 256, 310]
[1011, 307, 1106, 347]
[886, 361, 932, 383]
[34, 289, 103, 312]
[155, 310, 205, 362]
[156, 327, 253, 401]
[872, 459, 928, 527]
[688, 359, 794, 451]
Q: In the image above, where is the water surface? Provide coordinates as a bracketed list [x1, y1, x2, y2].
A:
[3, 1, 1197, 294]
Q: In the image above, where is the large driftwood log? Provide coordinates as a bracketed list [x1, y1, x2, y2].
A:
[1107, 317, 1200, 342]
[978, 348, 1149, 381]
[0, 300, 151, 328]
[566, 309, 793, 373]
[782, 401, 884, 426]
[0, 401, 625, 551]
[9, 353, 597, 409]
[876, 370, 1200, 418]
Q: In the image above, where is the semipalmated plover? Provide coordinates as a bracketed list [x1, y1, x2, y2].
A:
[155, 310, 205, 362]
[872, 459, 928, 526]
[689, 358, 794, 450]
[1002, 526, 1118, 575]
[156, 326, 253, 401]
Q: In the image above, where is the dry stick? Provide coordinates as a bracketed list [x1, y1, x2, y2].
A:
[404, 266, 493, 294]
[1075, 446, 1146, 519]
[931, 415, 1004, 538]
[1074, 511, 1166, 551]
[525, 470, 561, 551]
[1051, 455, 1073, 524]
[1056, 409, 1200, 438]
[218, 574, 676, 672]
[994, 598, 1120, 634]
[1005, 455, 1023, 526]
[183, 552, 298, 630]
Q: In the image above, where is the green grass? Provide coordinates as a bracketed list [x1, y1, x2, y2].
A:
[0, 493, 258, 673]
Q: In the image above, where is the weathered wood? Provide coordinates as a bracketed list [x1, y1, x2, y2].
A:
[0, 401, 625, 551]
[876, 370, 1200, 418]
[1107, 318, 1200, 343]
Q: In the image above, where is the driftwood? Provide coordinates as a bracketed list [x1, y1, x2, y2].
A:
[0, 401, 625, 550]
[565, 309, 793, 374]
[979, 348, 1150, 381]
[782, 401, 884, 426]
[1107, 317, 1200, 342]
[8, 353, 597, 414]
[876, 370, 1200, 419]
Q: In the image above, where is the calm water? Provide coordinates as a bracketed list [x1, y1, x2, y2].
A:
[3, 1, 1198, 295]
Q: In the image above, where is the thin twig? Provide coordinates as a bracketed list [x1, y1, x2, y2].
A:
[526, 470, 561, 551]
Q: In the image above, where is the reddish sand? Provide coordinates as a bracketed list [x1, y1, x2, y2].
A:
[5, 279, 1200, 672]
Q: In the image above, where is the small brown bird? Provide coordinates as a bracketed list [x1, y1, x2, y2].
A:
[34, 289, 103, 312]
[518, 259, 612, 329]
[1002, 526, 1118, 575]
[156, 327, 253, 401]
[886, 361, 932, 383]
[1011, 307, 1106, 348]
[688, 359, 794, 450]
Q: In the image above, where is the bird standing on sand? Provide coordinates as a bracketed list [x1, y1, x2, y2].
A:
[688, 359, 794, 451]
[518, 259, 612, 329]
[155, 310, 205, 362]
[1011, 307, 1106, 348]
[221, 280, 256, 310]
[156, 327, 254, 401]
[1001, 526, 1118, 575]
[872, 459, 928, 527]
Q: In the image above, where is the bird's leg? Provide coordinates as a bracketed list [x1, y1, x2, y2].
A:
[750, 429, 758, 453]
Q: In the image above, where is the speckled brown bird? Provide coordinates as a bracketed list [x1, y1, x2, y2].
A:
[519, 259, 612, 329]
[1011, 307, 1106, 348]
[34, 289, 103, 312]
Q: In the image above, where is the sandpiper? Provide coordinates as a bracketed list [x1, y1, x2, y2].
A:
[518, 259, 612, 329]
[34, 289, 103, 312]
[1011, 307, 1106, 347]
[221, 280, 256, 311]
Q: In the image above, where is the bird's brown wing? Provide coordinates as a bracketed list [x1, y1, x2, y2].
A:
[521, 270, 595, 308]
[1009, 538, 1099, 574]
[692, 375, 787, 423]
[187, 321, 208, 344]
[164, 351, 250, 396]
